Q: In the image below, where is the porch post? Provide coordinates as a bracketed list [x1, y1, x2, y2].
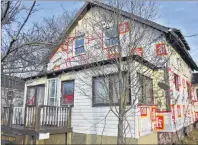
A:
[67, 107, 72, 145]
[8, 103, 14, 128]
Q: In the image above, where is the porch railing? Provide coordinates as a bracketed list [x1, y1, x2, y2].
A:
[2, 104, 72, 131]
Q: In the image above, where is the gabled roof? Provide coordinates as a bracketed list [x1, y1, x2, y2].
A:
[41, 1, 198, 79]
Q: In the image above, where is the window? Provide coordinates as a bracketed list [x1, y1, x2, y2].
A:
[93, 73, 130, 106]
[48, 79, 58, 106]
[174, 73, 179, 91]
[26, 85, 45, 106]
[75, 35, 85, 55]
[196, 89, 198, 100]
[186, 83, 191, 100]
[138, 74, 153, 104]
[61, 80, 75, 105]
[104, 27, 118, 47]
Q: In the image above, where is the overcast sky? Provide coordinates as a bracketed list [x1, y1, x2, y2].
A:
[24, 1, 198, 67]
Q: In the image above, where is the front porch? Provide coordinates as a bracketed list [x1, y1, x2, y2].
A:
[1, 104, 72, 144]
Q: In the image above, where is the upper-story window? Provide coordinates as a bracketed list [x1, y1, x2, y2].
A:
[138, 73, 153, 105]
[174, 73, 179, 91]
[48, 79, 58, 106]
[75, 35, 85, 55]
[104, 27, 118, 47]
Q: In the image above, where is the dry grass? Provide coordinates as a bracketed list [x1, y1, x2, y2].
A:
[180, 129, 198, 144]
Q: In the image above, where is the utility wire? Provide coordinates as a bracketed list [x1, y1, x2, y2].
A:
[184, 34, 198, 37]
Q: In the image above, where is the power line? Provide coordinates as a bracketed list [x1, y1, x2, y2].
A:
[184, 34, 198, 37]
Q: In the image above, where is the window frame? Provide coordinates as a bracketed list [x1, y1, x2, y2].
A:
[137, 73, 154, 105]
[92, 72, 131, 107]
[104, 27, 119, 47]
[174, 73, 180, 91]
[74, 34, 85, 56]
[48, 78, 58, 106]
[61, 79, 75, 106]
[26, 84, 45, 106]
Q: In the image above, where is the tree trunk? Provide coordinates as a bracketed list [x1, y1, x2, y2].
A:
[117, 113, 124, 145]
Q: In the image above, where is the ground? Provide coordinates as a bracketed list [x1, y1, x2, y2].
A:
[178, 128, 198, 144]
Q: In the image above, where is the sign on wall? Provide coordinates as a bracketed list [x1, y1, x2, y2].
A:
[156, 43, 168, 56]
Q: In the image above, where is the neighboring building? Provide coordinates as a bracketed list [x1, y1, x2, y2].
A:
[1, 75, 25, 107]
[2, 1, 198, 144]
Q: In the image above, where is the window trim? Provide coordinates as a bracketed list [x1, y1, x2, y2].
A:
[92, 72, 131, 107]
[174, 73, 180, 91]
[48, 78, 58, 106]
[74, 34, 85, 56]
[61, 79, 75, 107]
[104, 27, 119, 48]
[137, 73, 154, 105]
[26, 84, 45, 106]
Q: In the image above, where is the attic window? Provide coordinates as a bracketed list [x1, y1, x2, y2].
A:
[104, 27, 118, 47]
[75, 35, 85, 55]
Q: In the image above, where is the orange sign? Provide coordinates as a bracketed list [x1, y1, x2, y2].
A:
[156, 43, 168, 56]
[177, 105, 181, 118]
[156, 116, 164, 130]
[119, 22, 130, 34]
[140, 107, 147, 117]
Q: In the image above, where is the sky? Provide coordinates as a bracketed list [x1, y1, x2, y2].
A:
[23, 1, 198, 66]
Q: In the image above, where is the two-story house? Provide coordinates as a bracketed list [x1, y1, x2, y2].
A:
[2, 1, 198, 144]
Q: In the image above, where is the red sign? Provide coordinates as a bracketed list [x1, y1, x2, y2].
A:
[156, 43, 168, 56]
[177, 105, 181, 118]
[151, 106, 156, 121]
[156, 116, 164, 130]
[131, 47, 143, 56]
[171, 104, 175, 123]
[195, 112, 198, 121]
[140, 107, 147, 117]
[119, 22, 130, 34]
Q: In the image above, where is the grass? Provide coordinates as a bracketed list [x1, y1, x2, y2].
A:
[180, 129, 198, 144]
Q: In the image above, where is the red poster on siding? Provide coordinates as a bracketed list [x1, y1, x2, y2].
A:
[119, 22, 130, 34]
[140, 107, 147, 117]
[131, 47, 143, 56]
[171, 104, 175, 123]
[177, 105, 181, 118]
[156, 116, 164, 130]
[156, 43, 168, 56]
